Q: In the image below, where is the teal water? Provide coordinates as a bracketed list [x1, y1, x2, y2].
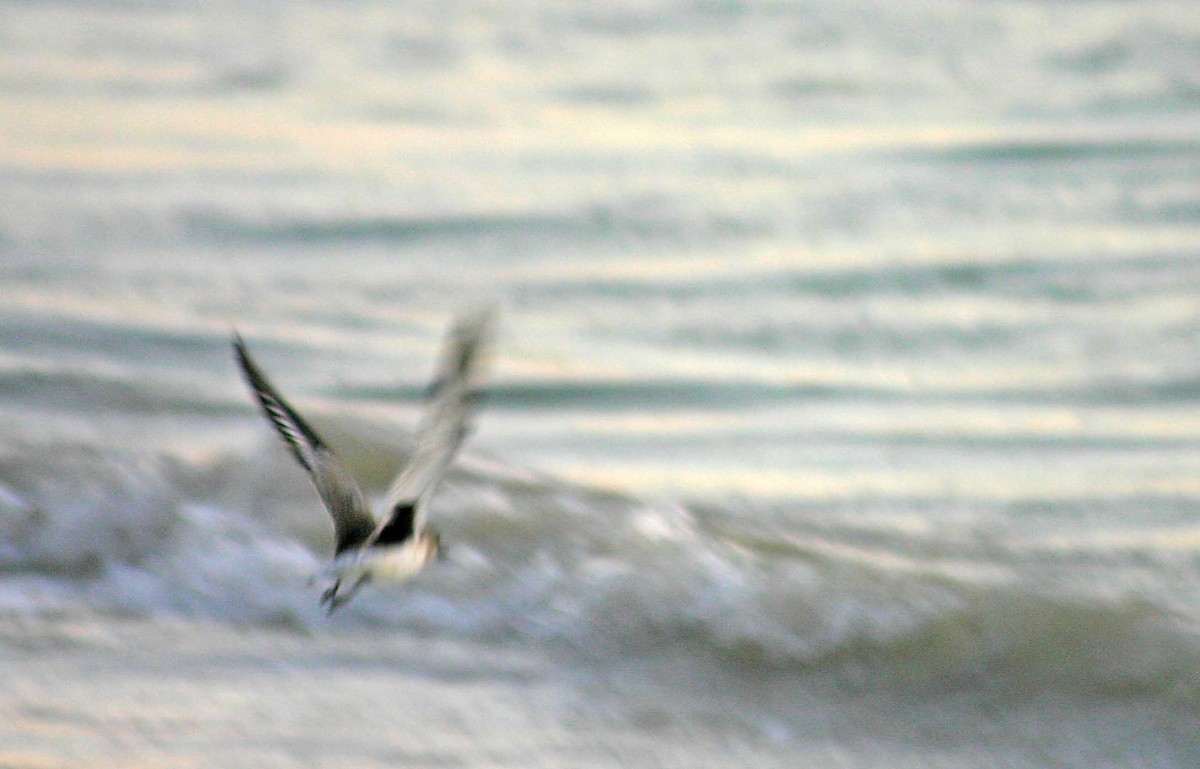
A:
[2, 2, 1200, 766]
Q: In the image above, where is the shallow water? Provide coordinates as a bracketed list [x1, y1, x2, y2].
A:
[3, 1, 1200, 766]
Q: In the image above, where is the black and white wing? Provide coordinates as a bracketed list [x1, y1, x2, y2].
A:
[369, 309, 494, 547]
[233, 334, 378, 555]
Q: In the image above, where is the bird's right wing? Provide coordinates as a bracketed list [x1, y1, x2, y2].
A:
[233, 334, 378, 554]
[370, 308, 495, 546]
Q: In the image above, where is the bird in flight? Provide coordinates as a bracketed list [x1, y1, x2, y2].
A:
[232, 309, 494, 612]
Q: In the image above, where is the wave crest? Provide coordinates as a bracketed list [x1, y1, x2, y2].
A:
[2, 440, 1199, 706]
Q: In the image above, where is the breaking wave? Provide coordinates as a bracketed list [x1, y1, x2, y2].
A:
[2, 432, 1198, 708]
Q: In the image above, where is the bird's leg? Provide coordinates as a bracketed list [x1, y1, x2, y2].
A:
[319, 577, 342, 608]
[324, 573, 370, 614]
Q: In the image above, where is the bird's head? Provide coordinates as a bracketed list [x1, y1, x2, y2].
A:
[417, 527, 444, 561]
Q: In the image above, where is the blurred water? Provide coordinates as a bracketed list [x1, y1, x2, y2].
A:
[2, 1, 1200, 766]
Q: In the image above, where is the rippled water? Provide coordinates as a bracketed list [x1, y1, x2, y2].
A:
[2, 1, 1200, 766]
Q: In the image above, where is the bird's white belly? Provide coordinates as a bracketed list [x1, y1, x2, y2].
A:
[316, 535, 440, 609]
[360, 542, 434, 583]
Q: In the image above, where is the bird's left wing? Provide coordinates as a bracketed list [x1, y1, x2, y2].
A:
[232, 334, 378, 554]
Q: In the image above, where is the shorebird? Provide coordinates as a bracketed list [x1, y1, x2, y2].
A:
[232, 310, 493, 612]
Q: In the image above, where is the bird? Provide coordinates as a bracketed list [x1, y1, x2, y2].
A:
[232, 309, 493, 612]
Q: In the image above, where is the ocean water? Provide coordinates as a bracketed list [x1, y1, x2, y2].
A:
[3, 1, 1200, 766]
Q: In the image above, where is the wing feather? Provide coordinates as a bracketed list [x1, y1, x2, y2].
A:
[232, 334, 377, 554]
[370, 309, 494, 546]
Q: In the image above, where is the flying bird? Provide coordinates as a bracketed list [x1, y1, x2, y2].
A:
[233, 310, 493, 612]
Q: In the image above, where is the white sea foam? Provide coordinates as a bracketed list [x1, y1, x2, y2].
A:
[1, 439, 1198, 719]
[2, 1, 1200, 764]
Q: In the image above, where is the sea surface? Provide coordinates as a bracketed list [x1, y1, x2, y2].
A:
[2, 1, 1200, 767]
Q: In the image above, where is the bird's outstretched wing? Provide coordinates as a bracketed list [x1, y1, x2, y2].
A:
[232, 334, 378, 554]
[369, 308, 495, 547]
